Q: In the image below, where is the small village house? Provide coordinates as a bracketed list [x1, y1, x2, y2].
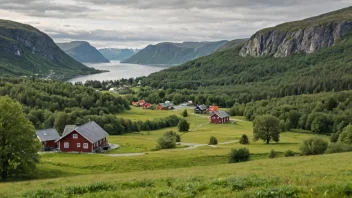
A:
[142, 103, 152, 109]
[36, 128, 60, 150]
[207, 106, 219, 112]
[132, 100, 145, 107]
[157, 102, 174, 110]
[209, 111, 230, 124]
[194, 104, 208, 114]
[56, 121, 109, 153]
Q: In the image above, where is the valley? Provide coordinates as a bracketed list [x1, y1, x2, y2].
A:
[0, 4, 352, 198]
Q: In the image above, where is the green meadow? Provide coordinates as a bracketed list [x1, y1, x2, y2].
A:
[0, 107, 347, 198]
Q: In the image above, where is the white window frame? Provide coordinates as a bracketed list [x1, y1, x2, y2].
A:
[64, 142, 69, 148]
[73, 134, 78, 139]
[83, 143, 88, 149]
[77, 143, 81, 148]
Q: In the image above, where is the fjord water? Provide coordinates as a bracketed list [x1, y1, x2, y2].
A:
[67, 61, 168, 83]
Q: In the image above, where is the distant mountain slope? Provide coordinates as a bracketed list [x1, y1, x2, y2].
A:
[57, 41, 110, 63]
[217, 39, 248, 51]
[0, 20, 99, 79]
[99, 48, 140, 61]
[123, 40, 228, 65]
[240, 6, 352, 57]
[143, 7, 352, 103]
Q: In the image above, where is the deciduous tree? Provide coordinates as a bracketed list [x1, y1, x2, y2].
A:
[253, 115, 280, 144]
[0, 96, 41, 180]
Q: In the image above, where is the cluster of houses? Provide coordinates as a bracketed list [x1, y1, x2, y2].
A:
[194, 104, 230, 124]
[132, 100, 175, 110]
[36, 121, 110, 152]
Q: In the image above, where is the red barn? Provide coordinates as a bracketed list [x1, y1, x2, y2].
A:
[56, 121, 109, 153]
[142, 103, 152, 109]
[209, 111, 230, 124]
[36, 128, 60, 150]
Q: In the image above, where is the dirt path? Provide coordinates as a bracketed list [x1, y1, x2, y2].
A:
[180, 140, 238, 150]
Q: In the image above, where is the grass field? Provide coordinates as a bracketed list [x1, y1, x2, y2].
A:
[0, 107, 345, 198]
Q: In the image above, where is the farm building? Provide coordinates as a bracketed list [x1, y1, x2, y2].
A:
[142, 103, 152, 109]
[208, 106, 219, 112]
[56, 121, 109, 153]
[132, 100, 145, 107]
[36, 128, 60, 150]
[209, 111, 230, 124]
[194, 104, 208, 114]
[157, 102, 174, 110]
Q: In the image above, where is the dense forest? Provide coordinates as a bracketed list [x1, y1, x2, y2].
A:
[0, 78, 180, 134]
[141, 35, 352, 104]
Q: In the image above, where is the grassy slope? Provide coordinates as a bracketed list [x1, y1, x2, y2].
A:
[0, 153, 351, 197]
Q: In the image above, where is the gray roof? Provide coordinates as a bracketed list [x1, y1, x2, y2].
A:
[159, 103, 173, 107]
[63, 125, 77, 136]
[210, 111, 230, 118]
[36, 128, 60, 142]
[197, 105, 208, 110]
[57, 121, 109, 143]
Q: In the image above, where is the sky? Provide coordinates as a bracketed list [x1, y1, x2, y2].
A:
[1, 0, 351, 49]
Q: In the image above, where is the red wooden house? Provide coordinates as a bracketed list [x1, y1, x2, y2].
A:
[209, 111, 230, 124]
[36, 128, 60, 150]
[157, 102, 174, 110]
[56, 121, 109, 153]
[142, 103, 152, 109]
[208, 106, 219, 112]
[132, 100, 146, 107]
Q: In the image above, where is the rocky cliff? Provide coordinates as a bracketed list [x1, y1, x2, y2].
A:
[0, 20, 98, 78]
[57, 41, 110, 63]
[240, 6, 352, 57]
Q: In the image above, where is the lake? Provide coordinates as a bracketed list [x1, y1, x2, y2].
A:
[67, 61, 168, 83]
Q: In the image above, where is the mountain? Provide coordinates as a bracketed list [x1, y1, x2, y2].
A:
[57, 41, 110, 63]
[0, 20, 99, 79]
[217, 39, 249, 51]
[123, 40, 228, 65]
[240, 6, 352, 57]
[99, 48, 140, 61]
[143, 6, 352, 103]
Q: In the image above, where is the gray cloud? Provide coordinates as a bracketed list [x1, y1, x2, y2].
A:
[0, 0, 351, 48]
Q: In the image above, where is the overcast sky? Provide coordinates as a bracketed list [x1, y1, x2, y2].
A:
[1, 0, 351, 49]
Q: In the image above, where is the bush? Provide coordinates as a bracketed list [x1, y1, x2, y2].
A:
[182, 109, 188, 117]
[268, 149, 276, 158]
[239, 134, 249, 144]
[164, 131, 181, 142]
[157, 135, 176, 149]
[325, 143, 352, 154]
[339, 125, 352, 145]
[300, 137, 328, 155]
[209, 136, 218, 145]
[284, 150, 295, 157]
[178, 119, 190, 132]
[229, 148, 250, 163]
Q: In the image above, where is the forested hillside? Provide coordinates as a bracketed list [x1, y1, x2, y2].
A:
[0, 78, 180, 135]
[57, 41, 110, 63]
[0, 20, 99, 79]
[124, 40, 228, 65]
[143, 35, 352, 104]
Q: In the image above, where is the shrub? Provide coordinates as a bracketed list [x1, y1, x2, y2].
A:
[339, 125, 352, 145]
[300, 137, 328, 155]
[182, 109, 188, 117]
[178, 119, 190, 132]
[325, 143, 352, 154]
[284, 150, 295, 157]
[229, 148, 250, 163]
[157, 135, 176, 149]
[209, 136, 218, 145]
[239, 134, 249, 144]
[268, 149, 276, 158]
[164, 131, 181, 142]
